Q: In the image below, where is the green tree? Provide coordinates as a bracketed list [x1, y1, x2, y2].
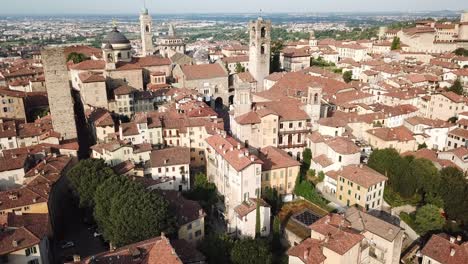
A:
[262, 187, 282, 215]
[343, 71, 353, 83]
[67, 159, 116, 208]
[391, 37, 401, 50]
[272, 216, 281, 251]
[235, 62, 246, 73]
[448, 79, 464, 95]
[183, 173, 218, 215]
[302, 148, 312, 172]
[417, 142, 427, 150]
[66, 52, 87, 64]
[255, 199, 261, 238]
[414, 204, 445, 234]
[231, 238, 273, 264]
[294, 180, 328, 208]
[410, 158, 439, 197]
[453, 48, 468, 56]
[318, 171, 325, 182]
[94, 175, 175, 246]
[438, 167, 468, 224]
[270, 40, 284, 73]
[198, 234, 234, 264]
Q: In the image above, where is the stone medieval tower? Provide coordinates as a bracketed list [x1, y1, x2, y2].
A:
[42, 47, 77, 140]
[140, 8, 154, 56]
[248, 17, 271, 92]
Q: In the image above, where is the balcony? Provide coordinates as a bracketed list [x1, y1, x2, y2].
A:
[278, 143, 307, 149]
[278, 129, 310, 135]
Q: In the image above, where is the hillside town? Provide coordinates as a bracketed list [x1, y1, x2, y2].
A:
[0, 4, 468, 264]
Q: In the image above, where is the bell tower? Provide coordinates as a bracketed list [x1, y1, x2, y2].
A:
[248, 17, 271, 92]
[140, 7, 154, 56]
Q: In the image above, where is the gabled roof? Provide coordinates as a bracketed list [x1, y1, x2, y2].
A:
[180, 63, 228, 80]
[421, 234, 468, 264]
[337, 165, 387, 188]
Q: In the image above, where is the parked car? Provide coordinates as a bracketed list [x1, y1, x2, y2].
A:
[93, 232, 102, 237]
[60, 241, 75, 249]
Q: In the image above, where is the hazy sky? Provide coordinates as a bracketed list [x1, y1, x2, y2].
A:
[0, 0, 466, 14]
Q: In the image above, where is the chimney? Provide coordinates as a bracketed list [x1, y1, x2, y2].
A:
[450, 236, 456, 244]
[303, 248, 309, 260]
[250, 156, 255, 162]
[456, 235, 462, 242]
[450, 248, 456, 257]
[12, 240, 18, 247]
[237, 143, 241, 150]
[199, 209, 204, 216]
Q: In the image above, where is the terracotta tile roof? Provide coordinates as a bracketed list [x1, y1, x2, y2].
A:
[237, 71, 256, 83]
[0, 227, 41, 255]
[287, 238, 327, 264]
[0, 153, 28, 173]
[309, 214, 364, 255]
[158, 190, 204, 226]
[259, 146, 300, 171]
[79, 72, 106, 83]
[326, 137, 360, 155]
[264, 72, 287, 81]
[367, 126, 415, 142]
[234, 111, 261, 125]
[120, 122, 139, 136]
[205, 134, 263, 172]
[421, 234, 468, 264]
[112, 160, 135, 175]
[82, 236, 187, 264]
[170, 239, 206, 263]
[337, 165, 388, 188]
[91, 140, 131, 154]
[0, 87, 27, 98]
[345, 207, 402, 242]
[234, 198, 269, 218]
[449, 128, 468, 139]
[405, 116, 452, 128]
[89, 109, 115, 128]
[402, 148, 438, 162]
[69, 59, 105, 70]
[255, 101, 309, 121]
[180, 63, 228, 80]
[150, 147, 190, 167]
[221, 55, 249, 64]
[441, 91, 468, 103]
[318, 117, 347, 127]
[313, 154, 333, 168]
[441, 147, 468, 161]
[114, 84, 137, 96]
[4, 213, 51, 239]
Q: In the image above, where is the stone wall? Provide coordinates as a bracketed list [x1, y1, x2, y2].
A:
[42, 47, 77, 140]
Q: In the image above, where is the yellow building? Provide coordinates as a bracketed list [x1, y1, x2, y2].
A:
[259, 146, 301, 196]
[160, 190, 206, 243]
[335, 165, 387, 210]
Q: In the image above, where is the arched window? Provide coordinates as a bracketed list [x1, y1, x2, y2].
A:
[117, 53, 122, 59]
[145, 25, 150, 32]
[261, 27, 266, 38]
[314, 93, 319, 104]
[261, 45, 265, 55]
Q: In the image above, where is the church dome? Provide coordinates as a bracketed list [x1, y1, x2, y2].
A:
[103, 27, 130, 45]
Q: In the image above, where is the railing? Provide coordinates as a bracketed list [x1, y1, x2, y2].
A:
[278, 143, 307, 149]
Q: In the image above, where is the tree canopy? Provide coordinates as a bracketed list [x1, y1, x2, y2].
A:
[453, 48, 468, 57]
[183, 173, 218, 215]
[66, 52, 87, 64]
[67, 159, 116, 208]
[230, 238, 273, 264]
[68, 159, 175, 247]
[343, 71, 353, 83]
[448, 79, 464, 95]
[414, 204, 445, 234]
[391, 37, 401, 50]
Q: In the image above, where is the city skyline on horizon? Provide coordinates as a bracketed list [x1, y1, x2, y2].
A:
[0, 0, 466, 15]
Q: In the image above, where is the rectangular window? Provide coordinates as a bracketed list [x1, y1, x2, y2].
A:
[187, 223, 192, 230]
[195, 230, 202, 237]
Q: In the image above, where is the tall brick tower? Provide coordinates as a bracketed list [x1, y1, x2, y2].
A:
[140, 7, 154, 56]
[248, 17, 271, 92]
[42, 47, 77, 140]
